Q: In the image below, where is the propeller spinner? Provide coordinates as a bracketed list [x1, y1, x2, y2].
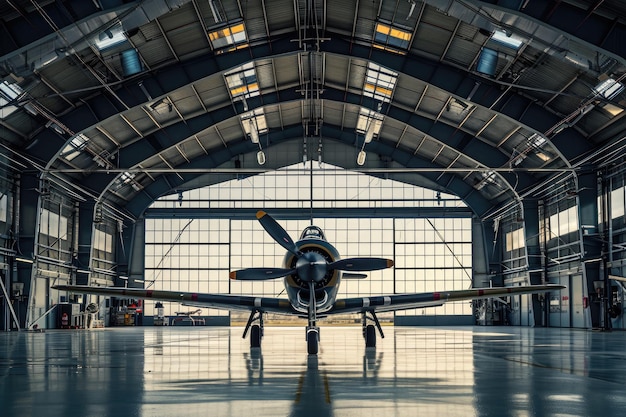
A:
[229, 211, 394, 282]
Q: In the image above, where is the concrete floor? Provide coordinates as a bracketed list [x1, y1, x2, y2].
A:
[1, 326, 626, 417]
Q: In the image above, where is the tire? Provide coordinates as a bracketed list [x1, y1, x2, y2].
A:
[365, 324, 376, 348]
[250, 324, 261, 348]
[307, 330, 318, 354]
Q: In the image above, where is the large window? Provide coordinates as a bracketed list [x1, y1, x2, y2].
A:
[144, 164, 472, 319]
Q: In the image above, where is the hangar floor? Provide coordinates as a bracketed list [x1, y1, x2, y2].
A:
[2, 326, 626, 417]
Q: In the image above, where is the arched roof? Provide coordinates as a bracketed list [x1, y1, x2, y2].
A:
[1, 0, 625, 219]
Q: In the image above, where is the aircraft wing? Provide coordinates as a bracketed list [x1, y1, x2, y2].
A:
[328, 284, 565, 315]
[52, 285, 296, 315]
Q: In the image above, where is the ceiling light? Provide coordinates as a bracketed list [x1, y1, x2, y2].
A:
[357, 150, 367, 166]
[257, 150, 266, 165]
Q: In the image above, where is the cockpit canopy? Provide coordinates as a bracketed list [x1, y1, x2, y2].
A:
[300, 226, 326, 241]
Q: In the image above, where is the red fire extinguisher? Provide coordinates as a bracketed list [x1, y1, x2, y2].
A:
[61, 312, 69, 328]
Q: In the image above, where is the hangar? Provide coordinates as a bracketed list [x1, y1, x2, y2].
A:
[1, 0, 626, 415]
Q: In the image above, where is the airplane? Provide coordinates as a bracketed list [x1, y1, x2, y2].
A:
[54, 210, 564, 355]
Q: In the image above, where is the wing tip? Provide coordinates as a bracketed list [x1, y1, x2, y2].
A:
[387, 259, 394, 268]
[229, 271, 237, 280]
[256, 210, 267, 220]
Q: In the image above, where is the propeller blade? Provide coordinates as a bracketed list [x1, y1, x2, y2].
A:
[256, 210, 300, 256]
[329, 257, 394, 272]
[341, 273, 368, 279]
[230, 267, 295, 280]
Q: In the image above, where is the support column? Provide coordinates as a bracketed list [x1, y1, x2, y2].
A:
[126, 218, 144, 288]
[577, 167, 603, 329]
[473, 216, 493, 288]
[523, 199, 544, 326]
[16, 174, 39, 328]
[76, 202, 96, 286]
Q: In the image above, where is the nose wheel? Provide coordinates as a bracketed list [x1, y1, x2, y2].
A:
[306, 328, 319, 354]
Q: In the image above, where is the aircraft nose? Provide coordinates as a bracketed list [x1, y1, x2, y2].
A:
[296, 252, 328, 283]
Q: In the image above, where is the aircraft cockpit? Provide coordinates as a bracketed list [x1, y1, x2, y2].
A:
[300, 226, 326, 241]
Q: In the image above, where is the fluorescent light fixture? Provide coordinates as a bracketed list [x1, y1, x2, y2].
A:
[16, 257, 34, 264]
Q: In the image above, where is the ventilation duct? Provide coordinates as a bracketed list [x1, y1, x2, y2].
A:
[121, 49, 142, 76]
[476, 48, 498, 76]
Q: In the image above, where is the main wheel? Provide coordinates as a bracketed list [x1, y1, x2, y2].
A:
[307, 330, 319, 354]
[365, 324, 376, 348]
[250, 324, 262, 348]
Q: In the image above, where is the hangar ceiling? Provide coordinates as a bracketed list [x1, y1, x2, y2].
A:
[1, 0, 625, 219]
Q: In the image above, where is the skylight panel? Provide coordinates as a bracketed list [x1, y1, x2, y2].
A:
[242, 109, 268, 143]
[61, 134, 89, 161]
[363, 62, 397, 103]
[95, 24, 127, 50]
[242, 110, 268, 133]
[225, 62, 259, 99]
[490, 29, 523, 50]
[0, 80, 22, 119]
[209, 22, 248, 51]
[356, 108, 383, 142]
[594, 78, 624, 101]
[475, 170, 497, 190]
[374, 23, 412, 52]
[120, 171, 135, 184]
[528, 133, 547, 148]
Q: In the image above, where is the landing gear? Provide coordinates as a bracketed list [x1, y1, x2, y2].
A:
[362, 311, 384, 349]
[306, 328, 319, 354]
[243, 310, 264, 349]
[365, 325, 376, 348]
[306, 282, 320, 355]
[250, 325, 262, 348]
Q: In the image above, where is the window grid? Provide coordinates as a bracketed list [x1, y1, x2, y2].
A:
[144, 217, 471, 318]
[145, 165, 471, 320]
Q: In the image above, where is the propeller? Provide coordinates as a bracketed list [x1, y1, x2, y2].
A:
[230, 268, 295, 280]
[256, 210, 301, 256]
[329, 258, 394, 272]
[230, 211, 394, 282]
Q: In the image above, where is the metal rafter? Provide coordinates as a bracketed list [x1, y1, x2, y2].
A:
[155, 17, 180, 62]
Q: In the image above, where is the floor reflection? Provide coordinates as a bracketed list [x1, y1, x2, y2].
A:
[2, 326, 626, 416]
